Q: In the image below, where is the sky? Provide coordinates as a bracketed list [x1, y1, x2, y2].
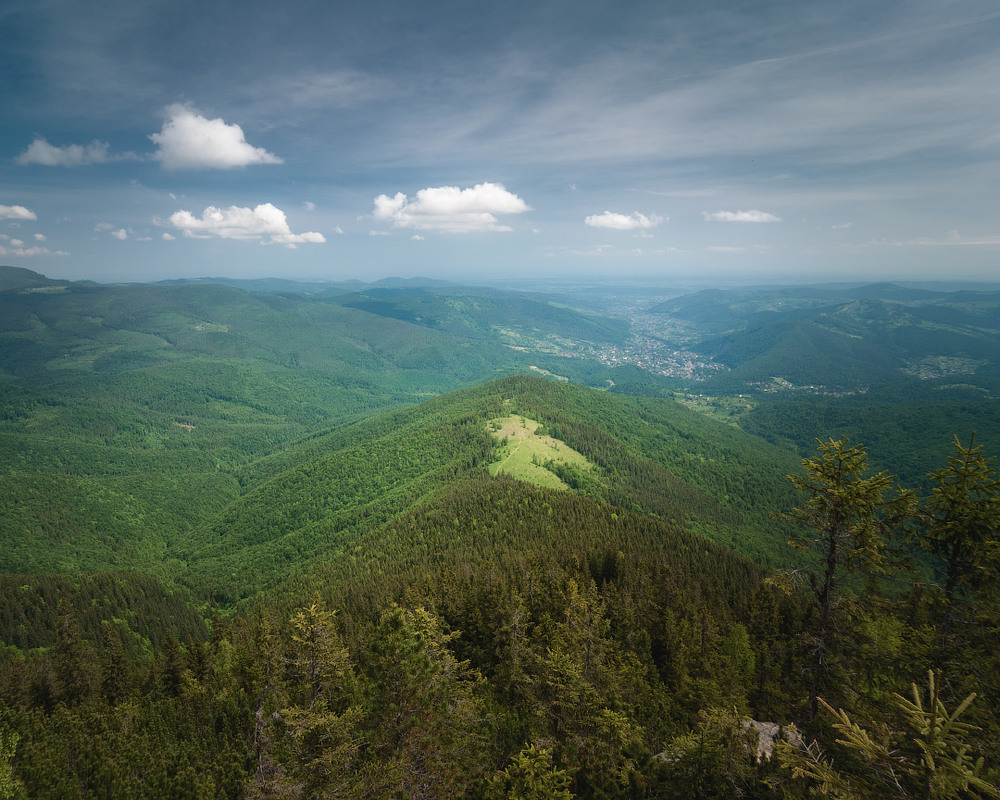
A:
[2, 0, 999, 285]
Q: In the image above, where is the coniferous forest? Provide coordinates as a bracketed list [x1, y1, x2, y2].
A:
[1, 268, 999, 798]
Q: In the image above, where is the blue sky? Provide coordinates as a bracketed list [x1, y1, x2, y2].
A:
[2, 0, 999, 284]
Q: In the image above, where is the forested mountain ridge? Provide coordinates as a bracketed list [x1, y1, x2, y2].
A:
[0, 270, 644, 593]
[637, 280, 1000, 491]
[1, 371, 803, 605]
[1, 269, 999, 797]
[171, 376, 803, 602]
[1, 400, 997, 799]
[648, 283, 1000, 392]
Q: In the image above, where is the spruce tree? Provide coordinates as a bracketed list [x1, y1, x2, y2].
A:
[915, 434, 1000, 666]
[778, 438, 914, 720]
[778, 671, 1000, 799]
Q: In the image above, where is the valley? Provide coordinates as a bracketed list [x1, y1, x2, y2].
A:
[1, 266, 998, 799]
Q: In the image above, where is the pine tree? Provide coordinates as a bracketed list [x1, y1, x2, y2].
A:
[0, 722, 25, 800]
[485, 744, 576, 800]
[778, 670, 1000, 799]
[100, 622, 131, 706]
[366, 605, 484, 799]
[915, 434, 1000, 666]
[52, 598, 96, 706]
[778, 438, 914, 720]
[276, 599, 362, 800]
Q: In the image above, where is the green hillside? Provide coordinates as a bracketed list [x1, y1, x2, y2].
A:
[0, 274, 646, 593]
[2, 384, 997, 799]
[648, 284, 1000, 393]
[163, 376, 802, 602]
[1, 272, 998, 798]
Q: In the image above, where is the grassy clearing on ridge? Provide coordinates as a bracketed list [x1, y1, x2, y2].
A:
[486, 414, 593, 490]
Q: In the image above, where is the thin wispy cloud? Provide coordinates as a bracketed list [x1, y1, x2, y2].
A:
[17, 139, 115, 166]
[703, 210, 781, 223]
[2, 0, 999, 281]
[0, 233, 67, 257]
[866, 233, 1000, 248]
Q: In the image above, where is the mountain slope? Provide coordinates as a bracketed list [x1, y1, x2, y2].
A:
[649, 284, 1000, 391]
[175, 376, 803, 601]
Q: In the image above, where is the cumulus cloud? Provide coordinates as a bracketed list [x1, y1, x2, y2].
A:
[373, 182, 530, 232]
[702, 209, 782, 222]
[111, 228, 128, 240]
[584, 211, 663, 230]
[151, 105, 283, 170]
[34, 233, 46, 242]
[162, 233, 176, 241]
[167, 203, 325, 247]
[17, 138, 115, 166]
[0, 205, 37, 221]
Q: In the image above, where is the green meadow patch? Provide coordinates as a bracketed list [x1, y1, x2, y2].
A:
[487, 414, 594, 490]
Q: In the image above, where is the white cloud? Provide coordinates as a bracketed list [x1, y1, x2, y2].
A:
[304, 201, 317, 211]
[411, 234, 424, 241]
[702, 210, 782, 222]
[167, 203, 325, 247]
[373, 182, 530, 232]
[8, 239, 24, 247]
[162, 233, 176, 241]
[151, 104, 283, 170]
[584, 211, 663, 230]
[34, 233, 46, 242]
[17, 138, 113, 166]
[111, 228, 128, 240]
[0, 205, 37, 221]
[0, 243, 68, 257]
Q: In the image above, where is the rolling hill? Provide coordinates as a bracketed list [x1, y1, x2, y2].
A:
[649, 283, 1000, 392]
